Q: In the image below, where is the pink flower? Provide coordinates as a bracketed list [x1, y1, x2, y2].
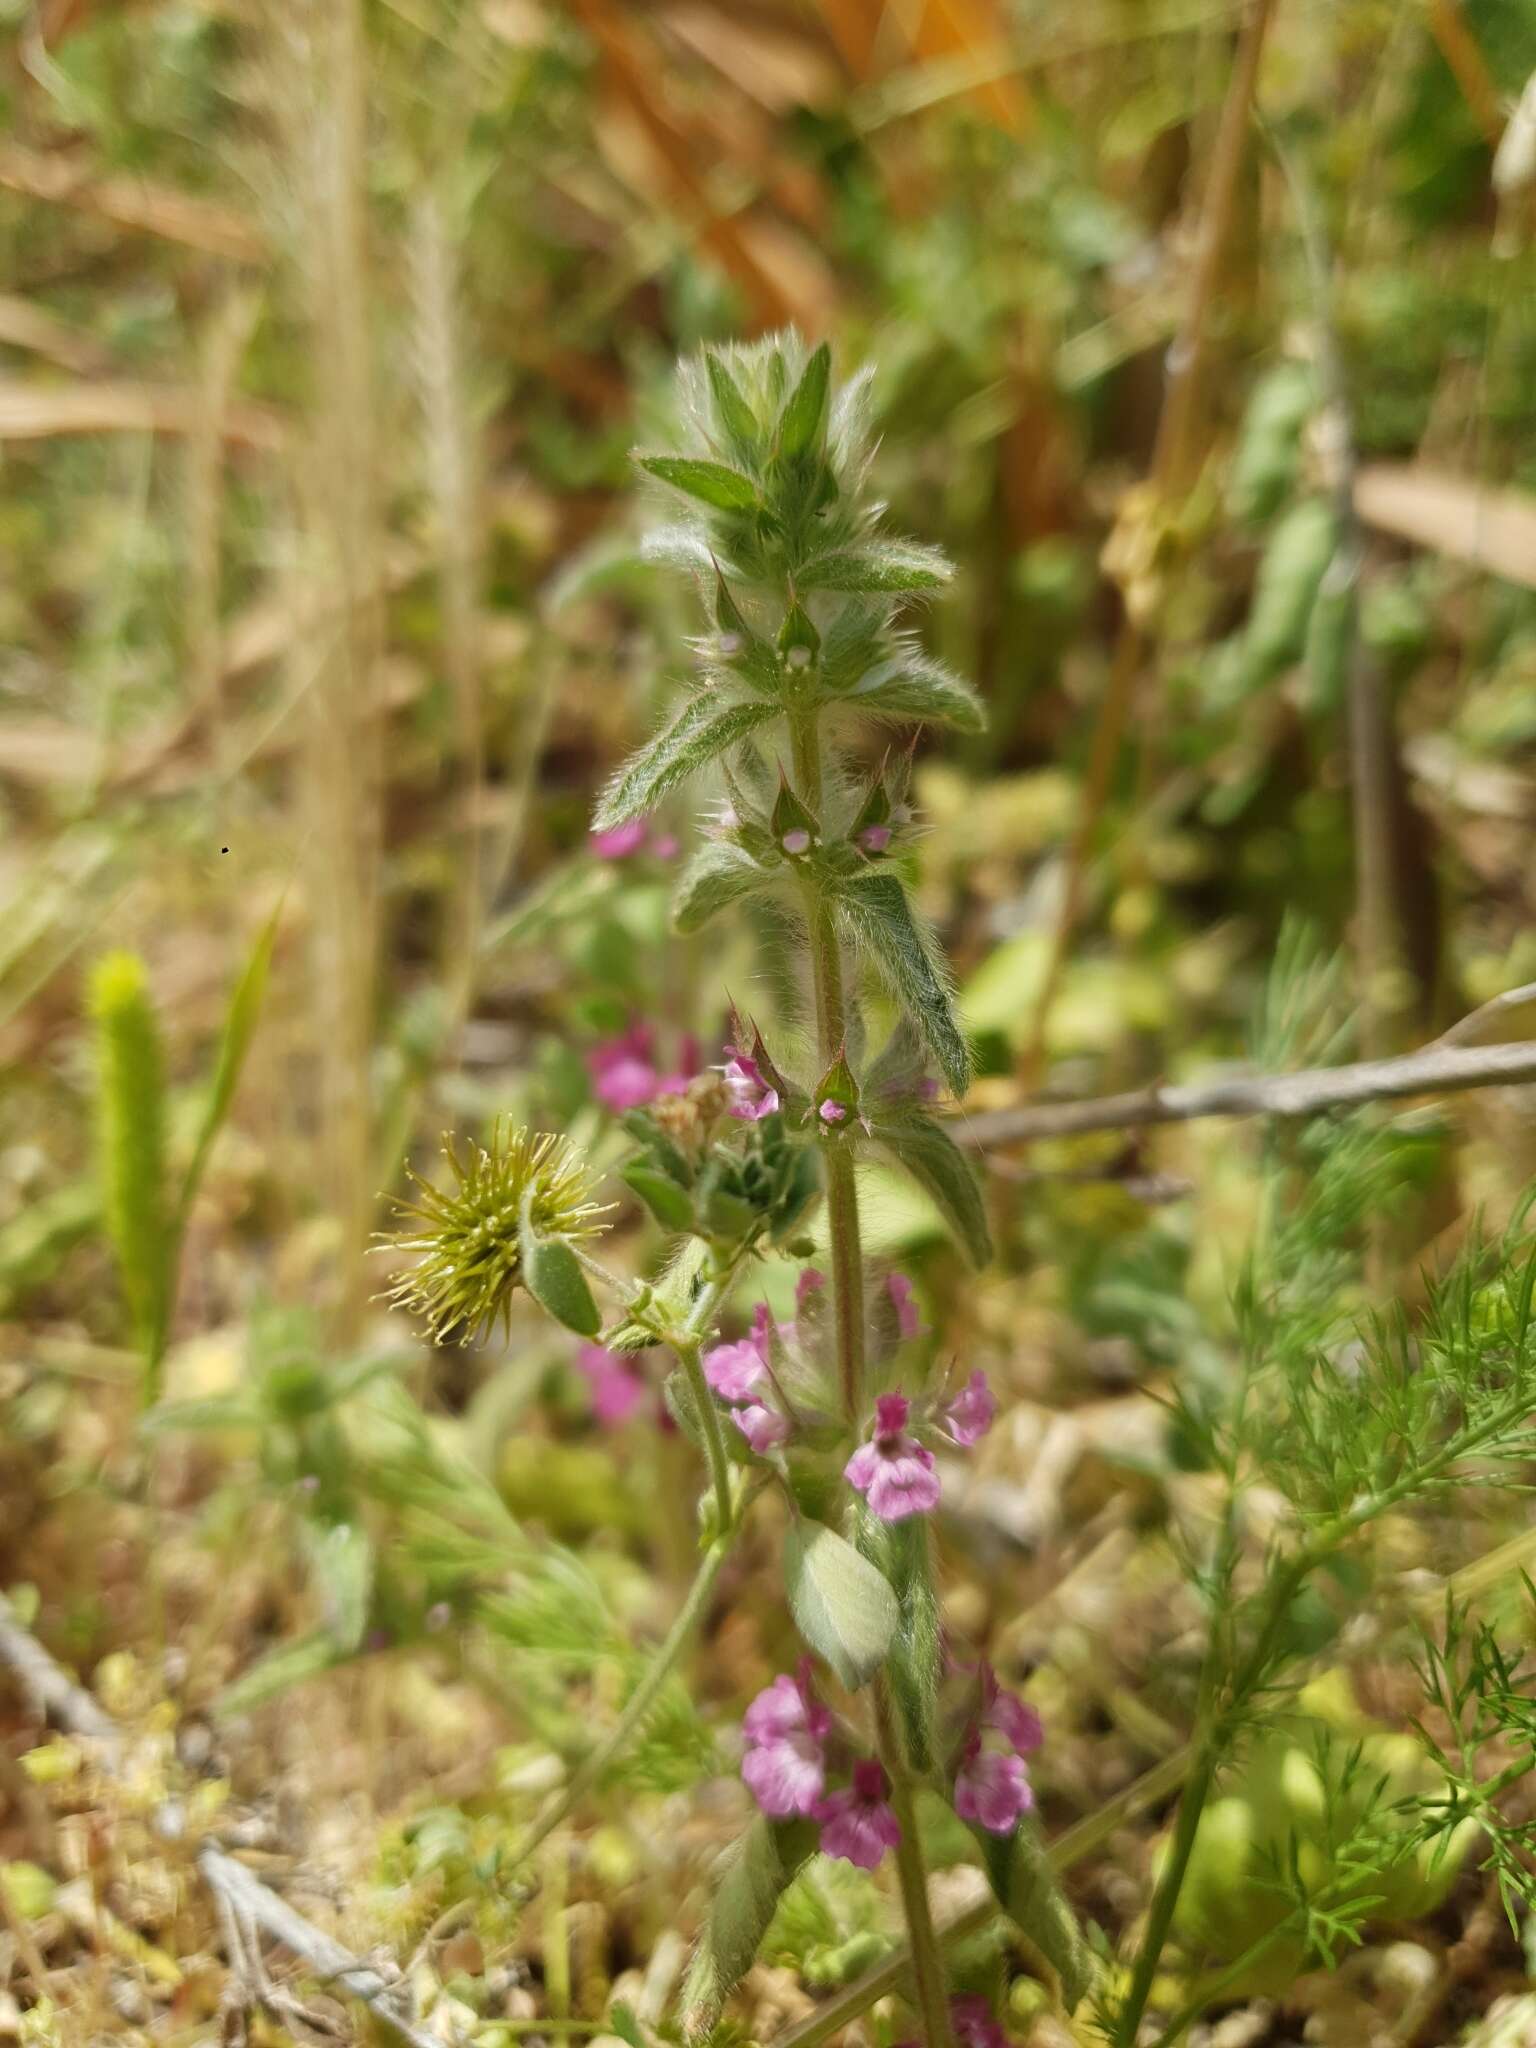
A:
[979, 1664, 1043, 1756]
[844, 1393, 940, 1522]
[818, 1099, 848, 1124]
[781, 828, 811, 856]
[859, 824, 892, 853]
[950, 1995, 1009, 2048]
[588, 1024, 659, 1111]
[590, 818, 649, 860]
[649, 832, 680, 860]
[953, 1735, 1032, 1833]
[894, 1999, 1008, 2048]
[943, 1369, 996, 1447]
[733, 1402, 790, 1453]
[815, 1760, 901, 1870]
[887, 1272, 926, 1341]
[575, 1345, 648, 1426]
[703, 1333, 767, 1401]
[741, 1665, 830, 1819]
[722, 1050, 780, 1122]
[796, 1268, 825, 1307]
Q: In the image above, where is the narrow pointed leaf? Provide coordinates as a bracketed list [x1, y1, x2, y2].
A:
[637, 454, 759, 512]
[846, 654, 986, 732]
[672, 842, 768, 934]
[799, 541, 952, 593]
[975, 1818, 1097, 2010]
[593, 696, 780, 833]
[871, 1112, 991, 1268]
[783, 1518, 898, 1690]
[705, 354, 760, 460]
[177, 899, 281, 1233]
[835, 872, 971, 1097]
[90, 952, 170, 1382]
[777, 341, 830, 458]
[680, 1816, 818, 2042]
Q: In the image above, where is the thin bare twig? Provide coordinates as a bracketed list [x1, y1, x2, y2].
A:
[961, 1035, 1536, 1150]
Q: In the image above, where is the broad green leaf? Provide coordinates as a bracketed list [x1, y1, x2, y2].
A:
[636, 454, 759, 512]
[783, 1518, 898, 1690]
[777, 341, 830, 458]
[622, 1164, 694, 1233]
[871, 1112, 991, 1268]
[799, 541, 952, 593]
[177, 900, 281, 1235]
[705, 354, 760, 460]
[974, 1818, 1097, 2011]
[520, 1232, 601, 1337]
[679, 1815, 818, 2043]
[835, 872, 971, 1097]
[593, 695, 781, 833]
[845, 654, 986, 732]
[672, 842, 768, 935]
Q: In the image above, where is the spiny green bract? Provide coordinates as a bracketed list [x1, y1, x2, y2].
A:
[378, 1121, 611, 1345]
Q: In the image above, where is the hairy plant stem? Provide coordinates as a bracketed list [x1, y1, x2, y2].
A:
[793, 702, 954, 2048]
[676, 1332, 735, 1534]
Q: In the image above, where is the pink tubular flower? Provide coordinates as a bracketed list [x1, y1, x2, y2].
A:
[588, 1024, 659, 1112]
[818, 1099, 848, 1124]
[887, 1272, 926, 1341]
[844, 1393, 940, 1522]
[950, 1995, 1009, 2048]
[943, 1369, 996, 1448]
[815, 1760, 901, 1870]
[953, 1734, 1032, 1833]
[590, 818, 649, 860]
[741, 1664, 830, 1819]
[733, 1401, 791, 1453]
[703, 1333, 767, 1401]
[859, 824, 892, 854]
[980, 1663, 1043, 1756]
[574, 1344, 648, 1426]
[781, 828, 811, 856]
[721, 1049, 780, 1122]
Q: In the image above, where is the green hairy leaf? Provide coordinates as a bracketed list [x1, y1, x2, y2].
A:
[594, 695, 781, 833]
[520, 1231, 601, 1337]
[89, 951, 171, 1385]
[834, 872, 972, 1097]
[622, 1164, 695, 1233]
[705, 353, 761, 460]
[799, 541, 952, 593]
[304, 1520, 375, 1652]
[637, 454, 759, 512]
[777, 340, 830, 458]
[679, 1814, 818, 2042]
[976, 1819, 1097, 2010]
[672, 842, 768, 934]
[845, 653, 986, 732]
[783, 1518, 898, 1690]
[871, 1112, 992, 1268]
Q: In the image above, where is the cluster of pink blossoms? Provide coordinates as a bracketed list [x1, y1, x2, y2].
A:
[701, 1272, 824, 1452]
[739, 1658, 1041, 1869]
[843, 1365, 996, 1522]
[573, 1343, 651, 1427]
